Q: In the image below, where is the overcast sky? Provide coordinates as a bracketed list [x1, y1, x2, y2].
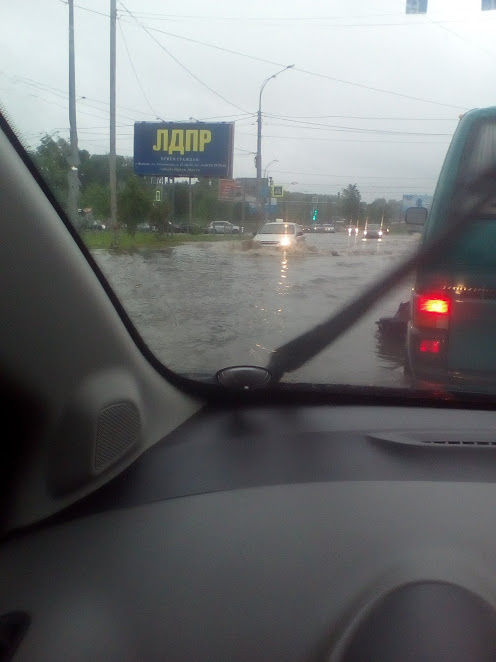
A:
[2, 0, 496, 200]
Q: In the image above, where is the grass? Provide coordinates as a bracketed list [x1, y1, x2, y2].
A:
[82, 230, 246, 250]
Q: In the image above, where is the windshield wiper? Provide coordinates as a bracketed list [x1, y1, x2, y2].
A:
[267, 170, 496, 382]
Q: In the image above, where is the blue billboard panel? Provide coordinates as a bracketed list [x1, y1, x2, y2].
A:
[134, 122, 234, 178]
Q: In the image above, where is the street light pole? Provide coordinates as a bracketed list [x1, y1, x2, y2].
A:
[263, 159, 279, 179]
[256, 65, 294, 217]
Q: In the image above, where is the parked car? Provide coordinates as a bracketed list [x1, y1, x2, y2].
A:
[207, 221, 240, 234]
[89, 220, 106, 231]
[136, 222, 158, 233]
[253, 221, 305, 247]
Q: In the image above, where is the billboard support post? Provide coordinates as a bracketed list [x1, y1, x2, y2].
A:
[188, 177, 193, 225]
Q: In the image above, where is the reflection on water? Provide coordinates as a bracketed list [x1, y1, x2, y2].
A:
[93, 233, 419, 384]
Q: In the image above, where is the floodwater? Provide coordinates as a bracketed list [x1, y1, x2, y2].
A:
[93, 232, 420, 385]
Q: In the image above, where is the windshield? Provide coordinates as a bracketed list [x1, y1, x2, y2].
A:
[4, 0, 496, 395]
[258, 224, 295, 235]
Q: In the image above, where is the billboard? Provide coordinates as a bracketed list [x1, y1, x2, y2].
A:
[218, 179, 243, 201]
[218, 178, 269, 203]
[402, 193, 433, 213]
[134, 122, 234, 178]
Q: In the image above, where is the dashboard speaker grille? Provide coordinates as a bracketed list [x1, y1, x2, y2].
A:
[94, 402, 140, 472]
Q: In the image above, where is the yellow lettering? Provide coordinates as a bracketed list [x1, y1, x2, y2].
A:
[185, 129, 199, 151]
[152, 129, 168, 151]
[168, 129, 185, 155]
[199, 129, 212, 152]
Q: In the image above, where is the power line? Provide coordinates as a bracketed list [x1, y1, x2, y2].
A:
[0, 71, 154, 122]
[262, 119, 452, 137]
[266, 112, 457, 121]
[118, 18, 164, 120]
[67, 5, 468, 112]
[123, 11, 411, 22]
[120, 22, 467, 111]
[237, 131, 450, 145]
[192, 112, 255, 121]
[271, 168, 438, 180]
[293, 66, 465, 111]
[425, 15, 495, 58]
[118, 1, 251, 114]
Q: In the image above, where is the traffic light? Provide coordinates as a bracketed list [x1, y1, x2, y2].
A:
[312, 208, 318, 222]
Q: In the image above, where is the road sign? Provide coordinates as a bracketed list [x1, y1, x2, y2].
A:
[272, 185, 284, 198]
[406, 0, 427, 13]
[401, 193, 433, 213]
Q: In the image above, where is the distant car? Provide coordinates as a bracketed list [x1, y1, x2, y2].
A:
[363, 224, 383, 239]
[89, 220, 106, 231]
[347, 226, 359, 236]
[323, 224, 335, 233]
[136, 222, 158, 233]
[253, 221, 305, 247]
[207, 221, 240, 234]
[166, 222, 183, 233]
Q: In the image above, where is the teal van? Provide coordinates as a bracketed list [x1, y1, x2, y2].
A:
[407, 107, 496, 390]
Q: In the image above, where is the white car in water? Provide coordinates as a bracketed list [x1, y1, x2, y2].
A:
[253, 221, 305, 247]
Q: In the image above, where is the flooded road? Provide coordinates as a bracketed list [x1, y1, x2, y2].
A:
[93, 232, 420, 386]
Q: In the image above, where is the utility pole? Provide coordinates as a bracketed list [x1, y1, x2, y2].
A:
[255, 65, 294, 220]
[109, 0, 118, 246]
[67, 0, 79, 225]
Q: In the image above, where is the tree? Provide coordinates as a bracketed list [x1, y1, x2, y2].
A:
[31, 135, 72, 209]
[118, 176, 151, 236]
[80, 182, 110, 220]
[340, 184, 361, 223]
[149, 200, 171, 233]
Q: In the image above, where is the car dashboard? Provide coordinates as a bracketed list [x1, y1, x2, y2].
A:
[2, 403, 496, 661]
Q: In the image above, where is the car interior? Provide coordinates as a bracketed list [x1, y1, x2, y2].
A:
[3, 94, 496, 662]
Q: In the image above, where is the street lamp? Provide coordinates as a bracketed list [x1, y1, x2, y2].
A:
[256, 65, 294, 214]
[263, 159, 279, 179]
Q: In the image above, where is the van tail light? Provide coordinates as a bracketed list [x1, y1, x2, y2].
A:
[413, 292, 451, 329]
[419, 339, 440, 354]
